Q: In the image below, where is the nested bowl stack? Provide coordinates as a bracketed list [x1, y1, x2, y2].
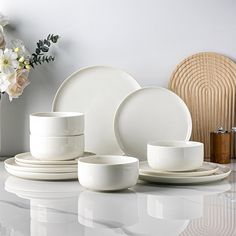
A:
[30, 112, 85, 161]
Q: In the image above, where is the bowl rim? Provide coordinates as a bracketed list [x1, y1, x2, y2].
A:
[78, 155, 139, 166]
[30, 112, 84, 118]
[148, 140, 203, 149]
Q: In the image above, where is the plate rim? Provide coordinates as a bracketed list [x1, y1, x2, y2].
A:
[139, 161, 219, 177]
[5, 158, 78, 173]
[52, 65, 141, 110]
[15, 159, 77, 168]
[5, 166, 78, 180]
[15, 152, 78, 165]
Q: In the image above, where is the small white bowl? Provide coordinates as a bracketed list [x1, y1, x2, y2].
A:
[30, 112, 84, 136]
[30, 135, 84, 160]
[147, 141, 204, 171]
[78, 155, 139, 191]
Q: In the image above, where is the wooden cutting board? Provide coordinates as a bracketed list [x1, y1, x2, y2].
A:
[169, 52, 236, 157]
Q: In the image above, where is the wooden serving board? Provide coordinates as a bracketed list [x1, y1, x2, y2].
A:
[169, 52, 236, 157]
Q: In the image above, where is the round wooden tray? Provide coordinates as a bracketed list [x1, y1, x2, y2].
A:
[169, 52, 236, 157]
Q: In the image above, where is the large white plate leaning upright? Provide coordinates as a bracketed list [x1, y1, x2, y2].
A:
[52, 66, 141, 155]
[114, 87, 192, 160]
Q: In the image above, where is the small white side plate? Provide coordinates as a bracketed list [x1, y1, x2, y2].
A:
[5, 158, 78, 173]
[139, 163, 231, 184]
[15, 152, 94, 165]
[139, 161, 219, 177]
[15, 160, 77, 168]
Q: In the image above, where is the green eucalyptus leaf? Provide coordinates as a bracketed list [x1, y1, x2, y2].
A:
[41, 46, 49, 52]
[39, 40, 43, 46]
[51, 35, 59, 43]
[36, 48, 41, 54]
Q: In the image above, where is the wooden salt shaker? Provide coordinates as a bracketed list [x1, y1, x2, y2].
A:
[210, 127, 231, 164]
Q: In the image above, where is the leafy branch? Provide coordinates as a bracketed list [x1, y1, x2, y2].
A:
[30, 34, 59, 68]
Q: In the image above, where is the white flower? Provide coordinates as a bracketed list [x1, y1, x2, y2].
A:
[0, 72, 11, 92]
[0, 12, 9, 27]
[11, 39, 30, 58]
[0, 48, 18, 74]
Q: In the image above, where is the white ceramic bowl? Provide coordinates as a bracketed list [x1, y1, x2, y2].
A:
[30, 112, 84, 136]
[30, 135, 84, 160]
[78, 155, 139, 191]
[147, 141, 204, 171]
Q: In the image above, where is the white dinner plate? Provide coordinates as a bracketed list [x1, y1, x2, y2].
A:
[52, 66, 141, 155]
[5, 166, 78, 180]
[15, 152, 94, 165]
[139, 164, 231, 184]
[139, 161, 219, 177]
[114, 87, 192, 160]
[5, 158, 78, 173]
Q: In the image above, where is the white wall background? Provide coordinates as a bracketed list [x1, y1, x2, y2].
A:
[0, 0, 236, 155]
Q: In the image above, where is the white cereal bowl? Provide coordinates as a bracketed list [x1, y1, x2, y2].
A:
[78, 155, 139, 191]
[147, 141, 204, 171]
[30, 112, 84, 136]
[30, 135, 84, 161]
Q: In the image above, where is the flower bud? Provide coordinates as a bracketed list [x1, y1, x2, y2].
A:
[19, 56, 25, 63]
[14, 47, 20, 53]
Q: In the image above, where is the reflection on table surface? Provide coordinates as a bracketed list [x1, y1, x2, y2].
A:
[0, 162, 235, 236]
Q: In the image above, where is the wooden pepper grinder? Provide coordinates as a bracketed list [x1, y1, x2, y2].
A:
[210, 127, 231, 164]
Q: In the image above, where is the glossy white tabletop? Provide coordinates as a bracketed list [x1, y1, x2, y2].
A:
[0, 161, 235, 236]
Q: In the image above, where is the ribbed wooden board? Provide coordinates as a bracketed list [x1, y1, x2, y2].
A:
[169, 52, 236, 157]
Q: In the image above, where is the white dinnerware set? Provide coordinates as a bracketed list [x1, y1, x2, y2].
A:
[4, 66, 231, 191]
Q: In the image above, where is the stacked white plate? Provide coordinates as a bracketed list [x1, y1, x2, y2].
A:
[5, 152, 94, 181]
[139, 161, 231, 184]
